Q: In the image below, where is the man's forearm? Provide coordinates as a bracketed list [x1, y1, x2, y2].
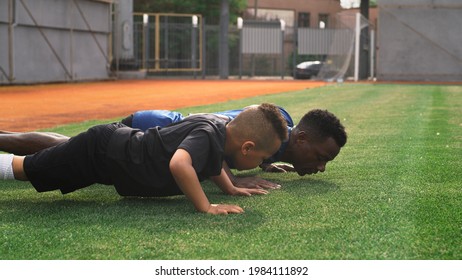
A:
[222, 161, 238, 185]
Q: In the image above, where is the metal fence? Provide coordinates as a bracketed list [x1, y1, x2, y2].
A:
[1, 6, 372, 84]
[118, 13, 364, 79]
[130, 13, 202, 72]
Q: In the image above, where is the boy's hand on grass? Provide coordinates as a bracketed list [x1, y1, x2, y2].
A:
[207, 204, 244, 215]
[232, 176, 281, 190]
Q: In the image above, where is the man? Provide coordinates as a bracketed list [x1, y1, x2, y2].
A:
[0, 107, 347, 189]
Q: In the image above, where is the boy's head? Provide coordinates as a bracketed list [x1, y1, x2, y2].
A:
[289, 109, 347, 176]
[226, 103, 288, 170]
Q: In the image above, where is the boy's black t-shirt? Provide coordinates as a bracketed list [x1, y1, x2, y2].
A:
[106, 114, 227, 197]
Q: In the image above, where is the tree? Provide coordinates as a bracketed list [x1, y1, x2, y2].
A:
[133, 0, 247, 24]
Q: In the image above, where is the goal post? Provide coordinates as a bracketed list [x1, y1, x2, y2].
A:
[316, 12, 372, 82]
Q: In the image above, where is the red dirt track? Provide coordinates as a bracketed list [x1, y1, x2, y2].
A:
[1, 80, 325, 131]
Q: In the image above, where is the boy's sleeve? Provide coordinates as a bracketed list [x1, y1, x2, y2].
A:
[177, 129, 223, 179]
[178, 130, 209, 171]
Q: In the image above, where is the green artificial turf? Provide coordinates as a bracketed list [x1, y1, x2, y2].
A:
[1, 83, 461, 259]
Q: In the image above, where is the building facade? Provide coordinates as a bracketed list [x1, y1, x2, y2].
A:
[245, 0, 343, 29]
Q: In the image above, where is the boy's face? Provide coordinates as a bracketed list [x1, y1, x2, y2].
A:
[290, 135, 340, 176]
[233, 139, 281, 171]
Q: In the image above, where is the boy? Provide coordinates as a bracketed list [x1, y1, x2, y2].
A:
[0, 103, 288, 215]
[0, 106, 293, 155]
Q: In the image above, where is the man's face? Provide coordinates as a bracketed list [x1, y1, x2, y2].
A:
[290, 133, 341, 176]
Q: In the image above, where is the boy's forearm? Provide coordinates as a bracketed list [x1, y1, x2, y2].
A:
[170, 149, 211, 213]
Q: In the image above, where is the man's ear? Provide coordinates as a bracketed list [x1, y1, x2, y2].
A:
[241, 141, 256, 155]
[298, 130, 322, 145]
[296, 130, 308, 143]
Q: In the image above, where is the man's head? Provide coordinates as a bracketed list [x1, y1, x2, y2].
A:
[288, 109, 347, 176]
[227, 103, 288, 170]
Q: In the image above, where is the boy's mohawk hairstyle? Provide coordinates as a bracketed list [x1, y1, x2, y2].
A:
[258, 103, 288, 142]
[228, 103, 288, 151]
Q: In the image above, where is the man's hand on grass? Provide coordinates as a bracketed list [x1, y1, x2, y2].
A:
[230, 187, 269, 196]
[232, 176, 281, 190]
[261, 163, 295, 173]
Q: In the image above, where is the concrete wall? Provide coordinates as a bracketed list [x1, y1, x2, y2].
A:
[377, 0, 462, 81]
[0, 0, 112, 84]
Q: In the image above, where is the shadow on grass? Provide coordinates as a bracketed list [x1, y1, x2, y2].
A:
[0, 176, 339, 236]
[235, 169, 340, 196]
[284, 178, 340, 192]
[0, 191, 267, 234]
[273, 176, 340, 196]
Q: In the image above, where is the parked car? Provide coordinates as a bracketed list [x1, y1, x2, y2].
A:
[294, 61, 324, 79]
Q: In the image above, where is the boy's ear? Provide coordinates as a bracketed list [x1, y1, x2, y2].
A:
[241, 141, 256, 155]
